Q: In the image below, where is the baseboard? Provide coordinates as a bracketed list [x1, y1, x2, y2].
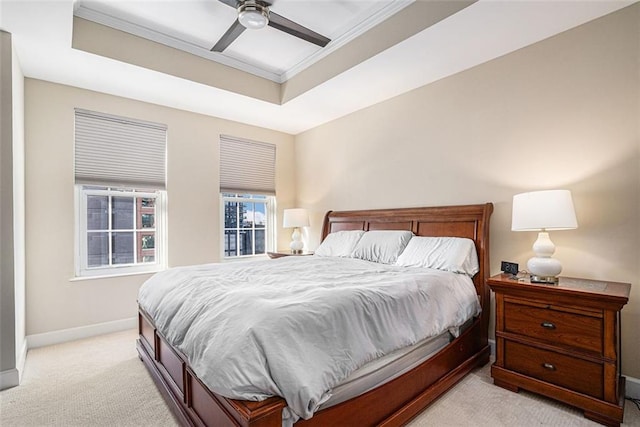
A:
[0, 368, 20, 390]
[16, 338, 27, 381]
[0, 339, 28, 390]
[626, 375, 640, 399]
[27, 317, 137, 349]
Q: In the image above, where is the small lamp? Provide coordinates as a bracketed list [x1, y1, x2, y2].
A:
[512, 190, 578, 284]
[283, 208, 309, 254]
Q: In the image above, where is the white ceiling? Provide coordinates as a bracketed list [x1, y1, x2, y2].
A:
[1, 0, 636, 134]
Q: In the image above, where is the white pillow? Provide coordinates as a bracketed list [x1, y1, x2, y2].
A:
[315, 230, 365, 257]
[351, 230, 414, 264]
[395, 236, 479, 276]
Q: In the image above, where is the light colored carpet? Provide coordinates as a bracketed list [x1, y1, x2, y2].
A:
[1, 329, 638, 426]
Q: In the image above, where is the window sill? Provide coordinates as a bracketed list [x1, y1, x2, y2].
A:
[70, 268, 165, 282]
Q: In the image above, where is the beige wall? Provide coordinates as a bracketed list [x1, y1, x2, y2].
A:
[295, 5, 640, 377]
[24, 80, 295, 336]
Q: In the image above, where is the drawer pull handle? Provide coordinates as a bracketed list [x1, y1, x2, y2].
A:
[541, 322, 556, 329]
[542, 363, 556, 371]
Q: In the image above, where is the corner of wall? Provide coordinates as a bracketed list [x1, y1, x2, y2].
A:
[0, 368, 20, 391]
[627, 376, 640, 400]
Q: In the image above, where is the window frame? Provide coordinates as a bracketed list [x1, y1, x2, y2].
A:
[75, 185, 167, 278]
[221, 193, 276, 260]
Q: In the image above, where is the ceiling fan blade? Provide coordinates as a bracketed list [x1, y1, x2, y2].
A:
[268, 12, 330, 48]
[217, 0, 238, 8]
[218, 0, 273, 9]
[211, 19, 246, 52]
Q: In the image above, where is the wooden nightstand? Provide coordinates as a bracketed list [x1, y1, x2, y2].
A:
[487, 273, 631, 427]
[266, 251, 314, 259]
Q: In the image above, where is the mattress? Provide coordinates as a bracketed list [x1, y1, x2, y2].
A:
[320, 330, 452, 409]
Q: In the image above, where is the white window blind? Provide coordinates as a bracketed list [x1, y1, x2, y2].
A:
[74, 109, 167, 189]
[220, 135, 276, 195]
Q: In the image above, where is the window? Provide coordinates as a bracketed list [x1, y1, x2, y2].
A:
[77, 186, 165, 276]
[74, 109, 167, 277]
[222, 193, 275, 258]
[219, 135, 277, 259]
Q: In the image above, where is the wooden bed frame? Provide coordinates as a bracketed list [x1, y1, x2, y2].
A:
[137, 203, 493, 426]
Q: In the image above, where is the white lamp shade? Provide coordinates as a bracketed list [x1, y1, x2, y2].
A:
[283, 208, 309, 228]
[512, 190, 578, 231]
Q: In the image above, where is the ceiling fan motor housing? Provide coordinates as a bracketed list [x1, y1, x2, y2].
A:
[238, 1, 270, 29]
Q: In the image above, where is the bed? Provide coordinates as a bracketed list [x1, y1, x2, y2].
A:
[137, 203, 493, 426]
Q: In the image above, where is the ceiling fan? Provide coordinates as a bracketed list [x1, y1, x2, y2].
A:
[211, 0, 331, 52]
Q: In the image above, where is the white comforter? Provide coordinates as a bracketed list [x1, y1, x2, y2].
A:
[138, 256, 480, 422]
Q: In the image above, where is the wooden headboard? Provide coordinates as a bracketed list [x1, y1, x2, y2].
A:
[321, 203, 494, 334]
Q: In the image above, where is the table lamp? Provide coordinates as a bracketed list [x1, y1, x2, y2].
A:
[511, 190, 578, 284]
[283, 208, 309, 254]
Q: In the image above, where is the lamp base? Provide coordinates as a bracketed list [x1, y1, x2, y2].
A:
[529, 274, 559, 285]
[289, 227, 304, 253]
[527, 233, 562, 286]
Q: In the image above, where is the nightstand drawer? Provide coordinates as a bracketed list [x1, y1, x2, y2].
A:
[504, 298, 603, 354]
[504, 340, 603, 399]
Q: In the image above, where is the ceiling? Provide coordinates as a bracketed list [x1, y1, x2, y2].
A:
[1, 0, 636, 134]
[73, 0, 413, 83]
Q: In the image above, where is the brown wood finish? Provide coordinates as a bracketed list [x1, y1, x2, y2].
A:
[488, 273, 631, 427]
[138, 203, 493, 427]
[504, 340, 604, 398]
[139, 311, 155, 355]
[503, 298, 603, 354]
[266, 251, 313, 259]
[157, 335, 186, 398]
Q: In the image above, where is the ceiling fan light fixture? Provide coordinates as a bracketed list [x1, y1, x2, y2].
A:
[238, 2, 269, 30]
